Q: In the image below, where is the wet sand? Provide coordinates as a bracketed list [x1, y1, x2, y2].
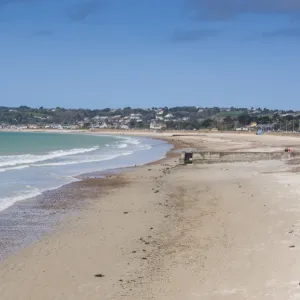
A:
[2, 133, 300, 299]
[0, 169, 132, 262]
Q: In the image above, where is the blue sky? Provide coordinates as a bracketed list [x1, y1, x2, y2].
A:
[0, 0, 300, 109]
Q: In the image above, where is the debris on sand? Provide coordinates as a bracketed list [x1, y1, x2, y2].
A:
[94, 274, 105, 278]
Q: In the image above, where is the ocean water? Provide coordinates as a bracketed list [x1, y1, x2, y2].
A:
[0, 132, 171, 211]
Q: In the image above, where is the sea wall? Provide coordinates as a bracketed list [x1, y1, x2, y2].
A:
[179, 151, 300, 164]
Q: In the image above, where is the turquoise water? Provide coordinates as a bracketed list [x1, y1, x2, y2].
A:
[0, 132, 117, 155]
[0, 132, 171, 211]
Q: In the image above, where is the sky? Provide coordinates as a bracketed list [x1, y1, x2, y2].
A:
[0, 0, 300, 109]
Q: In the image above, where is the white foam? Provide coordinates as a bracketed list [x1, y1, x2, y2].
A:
[113, 143, 128, 148]
[32, 151, 133, 167]
[139, 145, 152, 150]
[0, 165, 30, 173]
[0, 188, 42, 212]
[0, 146, 99, 168]
[124, 137, 140, 145]
[115, 136, 141, 145]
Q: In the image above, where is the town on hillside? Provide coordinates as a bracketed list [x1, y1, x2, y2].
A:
[0, 106, 299, 132]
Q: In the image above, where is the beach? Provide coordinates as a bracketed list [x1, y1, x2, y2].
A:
[2, 132, 300, 299]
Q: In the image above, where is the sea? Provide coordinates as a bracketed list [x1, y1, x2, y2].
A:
[0, 131, 171, 212]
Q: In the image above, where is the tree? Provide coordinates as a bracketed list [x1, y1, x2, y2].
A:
[259, 115, 271, 124]
[201, 119, 214, 128]
[238, 114, 251, 126]
[129, 119, 137, 128]
[223, 116, 234, 129]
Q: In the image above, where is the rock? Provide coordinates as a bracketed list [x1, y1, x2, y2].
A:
[154, 190, 159, 193]
[289, 245, 296, 248]
[94, 274, 105, 278]
[142, 257, 147, 260]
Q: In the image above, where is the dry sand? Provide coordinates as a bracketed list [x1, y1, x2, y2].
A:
[2, 133, 300, 299]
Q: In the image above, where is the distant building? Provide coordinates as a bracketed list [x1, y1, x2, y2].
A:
[150, 121, 166, 130]
[129, 114, 142, 120]
[248, 122, 257, 128]
[164, 113, 174, 119]
[99, 123, 108, 129]
[257, 124, 275, 131]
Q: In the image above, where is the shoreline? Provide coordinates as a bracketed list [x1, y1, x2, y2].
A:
[0, 134, 179, 262]
[3, 132, 300, 299]
[0, 133, 173, 211]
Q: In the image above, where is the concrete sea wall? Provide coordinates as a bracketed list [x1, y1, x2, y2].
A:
[180, 151, 300, 164]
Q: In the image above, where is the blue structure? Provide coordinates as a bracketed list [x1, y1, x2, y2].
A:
[256, 129, 263, 135]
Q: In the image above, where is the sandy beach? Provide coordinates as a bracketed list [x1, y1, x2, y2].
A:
[2, 132, 300, 299]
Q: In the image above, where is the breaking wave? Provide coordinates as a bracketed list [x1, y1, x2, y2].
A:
[0, 146, 99, 169]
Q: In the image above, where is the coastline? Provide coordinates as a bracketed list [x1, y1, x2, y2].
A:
[2, 132, 300, 299]
[0, 134, 177, 262]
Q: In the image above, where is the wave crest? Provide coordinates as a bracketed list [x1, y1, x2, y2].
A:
[0, 146, 99, 169]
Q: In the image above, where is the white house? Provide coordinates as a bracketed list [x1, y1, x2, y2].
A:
[150, 121, 166, 130]
[164, 113, 174, 119]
